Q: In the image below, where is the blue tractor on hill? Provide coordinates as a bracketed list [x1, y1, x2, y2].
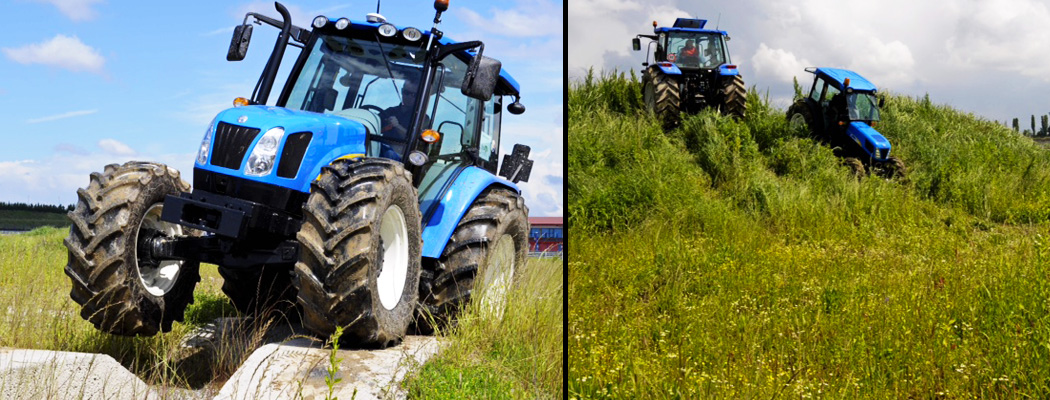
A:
[632, 18, 747, 126]
[63, 0, 533, 347]
[787, 67, 905, 178]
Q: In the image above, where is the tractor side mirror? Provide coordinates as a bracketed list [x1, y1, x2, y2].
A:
[227, 24, 253, 61]
[507, 101, 525, 115]
[462, 56, 501, 101]
[632, 38, 641, 51]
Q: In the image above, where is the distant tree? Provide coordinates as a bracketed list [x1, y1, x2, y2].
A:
[1032, 115, 1037, 136]
[1013, 118, 1019, 132]
[1042, 115, 1048, 136]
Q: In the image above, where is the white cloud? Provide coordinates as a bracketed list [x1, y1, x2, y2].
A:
[26, 109, 98, 124]
[3, 35, 105, 74]
[33, 0, 103, 21]
[97, 139, 135, 156]
[848, 39, 916, 89]
[751, 43, 811, 84]
[0, 151, 194, 206]
[457, 0, 562, 38]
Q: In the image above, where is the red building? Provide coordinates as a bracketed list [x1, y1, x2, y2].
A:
[528, 216, 563, 256]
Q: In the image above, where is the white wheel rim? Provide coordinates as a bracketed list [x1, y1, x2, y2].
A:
[477, 234, 516, 319]
[377, 204, 409, 311]
[789, 113, 807, 130]
[135, 204, 183, 297]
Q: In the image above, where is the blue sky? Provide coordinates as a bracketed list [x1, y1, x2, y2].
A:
[0, 0, 563, 217]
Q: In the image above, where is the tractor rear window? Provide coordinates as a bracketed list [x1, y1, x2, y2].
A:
[848, 93, 880, 121]
[665, 32, 726, 68]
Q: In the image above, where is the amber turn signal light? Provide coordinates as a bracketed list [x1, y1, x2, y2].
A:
[421, 129, 441, 143]
[233, 97, 250, 107]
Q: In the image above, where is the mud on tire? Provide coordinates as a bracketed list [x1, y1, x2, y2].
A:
[65, 162, 200, 336]
[414, 186, 529, 334]
[721, 75, 747, 119]
[294, 157, 421, 348]
[643, 67, 682, 128]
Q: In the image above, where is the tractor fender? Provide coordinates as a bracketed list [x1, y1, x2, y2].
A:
[718, 64, 740, 76]
[653, 62, 683, 76]
[846, 121, 892, 160]
[420, 166, 520, 259]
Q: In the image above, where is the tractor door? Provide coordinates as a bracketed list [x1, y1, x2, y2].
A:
[414, 58, 487, 220]
[814, 77, 841, 132]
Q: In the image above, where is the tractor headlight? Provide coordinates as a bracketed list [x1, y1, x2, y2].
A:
[402, 27, 422, 41]
[312, 16, 328, 29]
[196, 122, 214, 165]
[245, 127, 285, 176]
[378, 23, 397, 37]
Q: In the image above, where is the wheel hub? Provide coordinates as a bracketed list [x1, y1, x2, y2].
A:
[135, 204, 184, 297]
[477, 234, 516, 319]
[376, 205, 409, 311]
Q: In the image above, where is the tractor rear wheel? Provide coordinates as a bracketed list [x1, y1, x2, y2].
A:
[219, 263, 298, 320]
[644, 69, 681, 128]
[843, 157, 866, 177]
[64, 162, 199, 336]
[414, 187, 529, 334]
[294, 157, 421, 348]
[721, 75, 747, 118]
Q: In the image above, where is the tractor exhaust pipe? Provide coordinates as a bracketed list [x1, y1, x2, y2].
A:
[253, 2, 292, 105]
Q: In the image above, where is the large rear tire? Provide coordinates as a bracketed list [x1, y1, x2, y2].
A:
[721, 75, 747, 119]
[414, 187, 529, 334]
[219, 263, 298, 320]
[64, 162, 200, 336]
[643, 69, 681, 128]
[294, 158, 421, 348]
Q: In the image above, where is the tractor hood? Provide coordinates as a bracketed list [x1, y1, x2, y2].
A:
[197, 105, 369, 193]
[846, 121, 892, 161]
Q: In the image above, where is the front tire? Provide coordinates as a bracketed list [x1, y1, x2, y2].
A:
[294, 158, 421, 347]
[415, 187, 529, 334]
[64, 162, 200, 336]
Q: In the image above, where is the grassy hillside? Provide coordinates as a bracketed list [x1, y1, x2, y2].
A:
[569, 71, 1050, 398]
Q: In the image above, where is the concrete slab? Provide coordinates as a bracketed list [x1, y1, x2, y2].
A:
[215, 335, 441, 400]
[0, 348, 158, 400]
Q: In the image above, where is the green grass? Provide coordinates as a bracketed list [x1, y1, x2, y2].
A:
[0, 226, 235, 390]
[404, 258, 564, 399]
[569, 71, 1050, 398]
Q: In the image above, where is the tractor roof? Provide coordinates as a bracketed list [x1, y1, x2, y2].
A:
[653, 17, 727, 35]
[813, 67, 877, 92]
[330, 17, 521, 96]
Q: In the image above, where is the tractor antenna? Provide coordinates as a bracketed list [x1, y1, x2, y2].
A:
[376, 0, 381, 14]
[715, 13, 721, 30]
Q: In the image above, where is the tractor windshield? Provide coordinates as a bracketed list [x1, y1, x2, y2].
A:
[284, 33, 429, 156]
[665, 32, 726, 68]
[847, 93, 880, 121]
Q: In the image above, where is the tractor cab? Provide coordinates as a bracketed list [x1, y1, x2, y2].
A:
[789, 67, 902, 177]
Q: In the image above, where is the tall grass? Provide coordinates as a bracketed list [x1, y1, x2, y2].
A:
[404, 258, 564, 399]
[0, 227, 240, 391]
[569, 71, 1050, 398]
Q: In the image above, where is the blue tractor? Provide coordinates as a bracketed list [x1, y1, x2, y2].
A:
[632, 18, 746, 126]
[63, 1, 533, 347]
[787, 68, 905, 178]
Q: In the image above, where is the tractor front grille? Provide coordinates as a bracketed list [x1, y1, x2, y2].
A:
[211, 122, 260, 170]
[277, 132, 312, 178]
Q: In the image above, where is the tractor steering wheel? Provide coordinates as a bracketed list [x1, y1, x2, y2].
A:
[359, 104, 383, 114]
